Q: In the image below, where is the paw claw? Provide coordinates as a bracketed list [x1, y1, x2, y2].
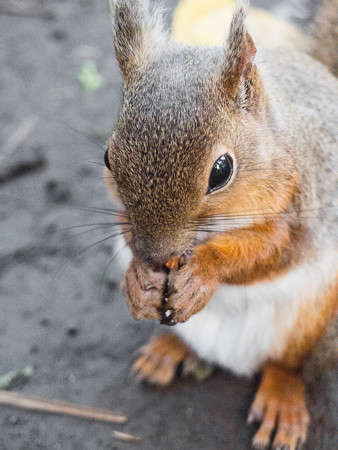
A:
[247, 407, 264, 424]
[252, 441, 270, 450]
[250, 365, 309, 450]
[132, 333, 198, 386]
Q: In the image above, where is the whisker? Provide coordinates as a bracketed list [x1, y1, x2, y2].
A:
[75, 206, 129, 217]
[89, 162, 105, 168]
[57, 222, 130, 232]
[194, 205, 337, 223]
[61, 122, 106, 152]
[52, 230, 131, 280]
[66, 156, 104, 167]
[74, 231, 132, 255]
[101, 238, 133, 282]
[72, 226, 130, 238]
[195, 229, 305, 258]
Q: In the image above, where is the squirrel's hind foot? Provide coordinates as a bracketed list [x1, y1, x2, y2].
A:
[248, 363, 310, 450]
[133, 333, 199, 386]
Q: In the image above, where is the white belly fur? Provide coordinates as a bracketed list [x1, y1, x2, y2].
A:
[174, 252, 335, 376]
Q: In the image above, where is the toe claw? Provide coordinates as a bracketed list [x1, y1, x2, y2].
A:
[248, 408, 264, 424]
[250, 364, 309, 450]
[132, 333, 198, 386]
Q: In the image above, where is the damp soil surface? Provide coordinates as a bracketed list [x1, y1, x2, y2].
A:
[0, 1, 336, 449]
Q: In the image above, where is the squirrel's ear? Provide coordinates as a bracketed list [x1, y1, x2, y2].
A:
[109, 0, 166, 84]
[220, 1, 263, 109]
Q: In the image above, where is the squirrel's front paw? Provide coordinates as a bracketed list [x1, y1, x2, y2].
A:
[121, 258, 166, 320]
[167, 258, 218, 323]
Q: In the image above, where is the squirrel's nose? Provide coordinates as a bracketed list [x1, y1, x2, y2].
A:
[134, 238, 176, 270]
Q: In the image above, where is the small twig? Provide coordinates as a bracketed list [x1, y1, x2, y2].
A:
[0, 390, 127, 424]
[113, 431, 142, 442]
[1, 116, 38, 161]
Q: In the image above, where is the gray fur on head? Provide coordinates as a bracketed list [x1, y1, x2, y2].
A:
[109, 0, 253, 86]
[109, 0, 167, 84]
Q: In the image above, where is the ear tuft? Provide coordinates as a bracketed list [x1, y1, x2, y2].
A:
[221, 0, 261, 108]
[109, 0, 167, 84]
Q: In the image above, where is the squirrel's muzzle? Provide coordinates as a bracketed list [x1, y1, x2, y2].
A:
[133, 236, 186, 270]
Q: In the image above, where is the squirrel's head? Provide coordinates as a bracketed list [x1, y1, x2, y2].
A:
[106, 0, 295, 268]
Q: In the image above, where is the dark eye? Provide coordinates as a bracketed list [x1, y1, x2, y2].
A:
[207, 154, 233, 194]
[104, 148, 111, 170]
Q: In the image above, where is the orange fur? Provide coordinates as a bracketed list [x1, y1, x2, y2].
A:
[280, 280, 337, 368]
[192, 218, 307, 285]
[249, 363, 310, 450]
[204, 164, 298, 227]
[133, 333, 199, 386]
[163, 216, 312, 323]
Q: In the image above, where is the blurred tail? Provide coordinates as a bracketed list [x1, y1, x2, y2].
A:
[172, 0, 337, 75]
[171, 0, 307, 50]
[309, 0, 337, 75]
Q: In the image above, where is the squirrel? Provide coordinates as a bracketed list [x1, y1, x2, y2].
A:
[105, 0, 337, 449]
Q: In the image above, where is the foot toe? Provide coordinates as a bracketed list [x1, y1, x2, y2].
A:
[132, 333, 198, 387]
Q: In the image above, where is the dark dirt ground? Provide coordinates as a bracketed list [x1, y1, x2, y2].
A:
[0, 1, 336, 449]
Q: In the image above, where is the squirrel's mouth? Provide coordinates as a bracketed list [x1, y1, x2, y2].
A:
[133, 246, 181, 271]
[133, 235, 195, 271]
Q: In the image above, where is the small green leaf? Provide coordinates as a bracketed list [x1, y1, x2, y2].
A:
[77, 60, 103, 93]
[0, 365, 35, 390]
[22, 365, 34, 377]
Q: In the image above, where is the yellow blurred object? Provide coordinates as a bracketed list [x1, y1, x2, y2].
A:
[172, 0, 308, 50]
